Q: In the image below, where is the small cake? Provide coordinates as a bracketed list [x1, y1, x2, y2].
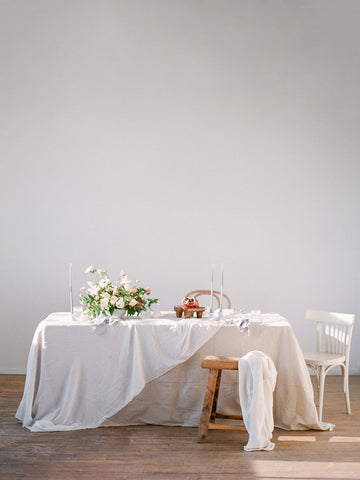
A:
[182, 296, 199, 308]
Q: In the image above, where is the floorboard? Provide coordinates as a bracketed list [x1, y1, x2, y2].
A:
[1, 375, 359, 479]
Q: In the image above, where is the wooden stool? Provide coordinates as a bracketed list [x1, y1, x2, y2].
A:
[198, 355, 244, 442]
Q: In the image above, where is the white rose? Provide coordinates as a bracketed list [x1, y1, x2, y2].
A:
[87, 281, 99, 296]
[121, 275, 133, 291]
[129, 298, 138, 307]
[102, 292, 111, 300]
[110, 296, 117, 306]
[116, 299, 125, 308]
[99, 278, 110, 288]
[100, 297, 109, 309]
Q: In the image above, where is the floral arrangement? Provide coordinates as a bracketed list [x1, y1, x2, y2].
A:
[80, 266, 159, 318]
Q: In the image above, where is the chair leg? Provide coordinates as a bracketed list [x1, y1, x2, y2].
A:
[315, 369, 320, 405]
[318, 367, 327, 421]
[341, 364, 351, 415]
[198, 368, 220, 441]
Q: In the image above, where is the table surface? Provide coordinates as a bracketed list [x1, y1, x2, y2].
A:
[16, 311, 334, 432]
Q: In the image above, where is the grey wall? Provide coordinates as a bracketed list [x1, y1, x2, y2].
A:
[1, 0, 359, 373]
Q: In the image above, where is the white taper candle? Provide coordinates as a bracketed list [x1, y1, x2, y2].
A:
[220, 263, 224, 312]
[69, 263, 73, 315]
[210, 264, 214, 313]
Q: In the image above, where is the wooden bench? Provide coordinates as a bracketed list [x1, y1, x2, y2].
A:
[198, 355, 244, 441]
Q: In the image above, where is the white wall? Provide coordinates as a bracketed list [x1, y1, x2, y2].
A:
[1, 0, 359, 374]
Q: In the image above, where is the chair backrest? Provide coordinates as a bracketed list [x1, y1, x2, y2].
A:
[185, 290, 231, 309]
[305, 310, 355, 360]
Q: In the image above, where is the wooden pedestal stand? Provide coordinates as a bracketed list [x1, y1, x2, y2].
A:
[174, 306, 206, 319]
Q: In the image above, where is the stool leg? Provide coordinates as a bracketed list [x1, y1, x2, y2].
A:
[210, 369, 222, 423]
[198, 368, 220, 442]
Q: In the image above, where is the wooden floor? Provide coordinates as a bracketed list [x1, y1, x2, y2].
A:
[1, 375, 359, 480]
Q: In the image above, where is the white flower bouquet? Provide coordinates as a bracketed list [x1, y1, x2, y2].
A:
[80, 266, 159, 318]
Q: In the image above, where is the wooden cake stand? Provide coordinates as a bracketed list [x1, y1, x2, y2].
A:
[174, 305, 206, 319]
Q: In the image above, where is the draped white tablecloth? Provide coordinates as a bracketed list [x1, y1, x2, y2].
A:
[16, 312, 333, 432]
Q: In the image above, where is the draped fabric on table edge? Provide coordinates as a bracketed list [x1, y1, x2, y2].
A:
[15, 315, 222, 432]
[238, 350, 277, 451]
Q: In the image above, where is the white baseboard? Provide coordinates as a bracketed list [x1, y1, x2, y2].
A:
[0, 367, 26, 375]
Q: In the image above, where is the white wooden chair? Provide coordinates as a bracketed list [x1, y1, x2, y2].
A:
[303, 310, 355, 421]
[185, 290, 231, 309]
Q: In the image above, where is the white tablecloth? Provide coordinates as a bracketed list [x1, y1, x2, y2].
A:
[16, 312, 333, 432]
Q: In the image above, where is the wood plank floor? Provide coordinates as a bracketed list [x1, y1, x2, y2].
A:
[1, 375, 359, 480]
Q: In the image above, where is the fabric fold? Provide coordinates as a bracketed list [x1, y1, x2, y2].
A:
[238, 350, 277, 451]
[16, 314, 221, 431]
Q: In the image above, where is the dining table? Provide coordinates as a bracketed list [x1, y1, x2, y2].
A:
[16, 310, 334, 432]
